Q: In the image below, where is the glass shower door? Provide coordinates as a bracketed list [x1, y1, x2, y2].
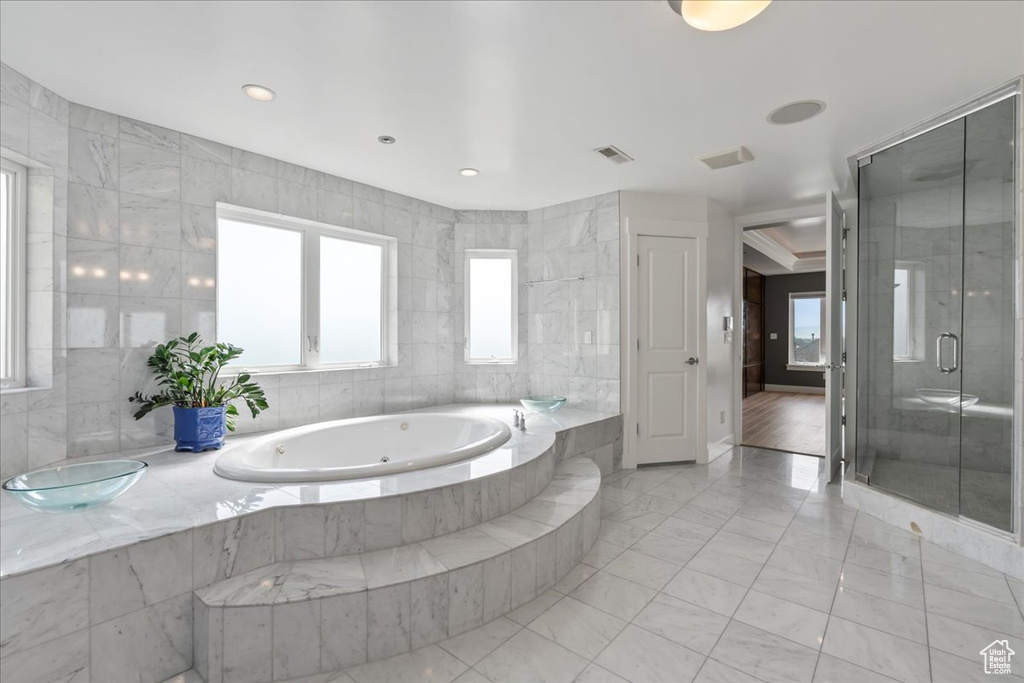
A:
[856, 117, 966, 516]
[959, 97, 1016, 532]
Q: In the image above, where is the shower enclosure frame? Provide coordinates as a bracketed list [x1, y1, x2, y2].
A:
[843, 77, 1024, 565]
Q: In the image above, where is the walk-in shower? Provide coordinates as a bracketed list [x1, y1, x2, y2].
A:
[854, 87, 1020, 534]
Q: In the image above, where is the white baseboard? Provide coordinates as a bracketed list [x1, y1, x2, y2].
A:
[763, 384, 826, 395]
[708, 434, 734, 462]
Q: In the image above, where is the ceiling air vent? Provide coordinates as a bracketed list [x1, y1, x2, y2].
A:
[595, 145, 634, 164]
[698, 146, 754, 170]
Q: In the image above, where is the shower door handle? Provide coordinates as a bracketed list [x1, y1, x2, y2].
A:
[935, 333, 958, 374]
[948, 333, 959, 373]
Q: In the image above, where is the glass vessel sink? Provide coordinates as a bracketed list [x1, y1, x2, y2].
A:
[520, 395, 567, 413]
[2, 459, 147, 512]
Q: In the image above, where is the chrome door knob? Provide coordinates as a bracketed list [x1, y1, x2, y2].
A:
[685, 357, 699, 365]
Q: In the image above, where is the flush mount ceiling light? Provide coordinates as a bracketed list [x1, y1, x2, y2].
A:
[767, 100, 826, 125]
[377, 135, 396, 144]
[459, 168, 479, 177]
[667, 0, 771, 31]
[241, 84, 276, 102]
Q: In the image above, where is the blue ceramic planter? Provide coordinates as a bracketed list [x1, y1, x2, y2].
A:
[173, 406, 226, 452]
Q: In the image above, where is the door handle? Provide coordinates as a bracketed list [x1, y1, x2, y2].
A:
[936, 333, 955, 374]
[948, 333, 959, 373]
[685, 357, 699, 366]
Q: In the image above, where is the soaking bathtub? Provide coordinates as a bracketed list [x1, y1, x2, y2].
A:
[213, 413, 512, 482]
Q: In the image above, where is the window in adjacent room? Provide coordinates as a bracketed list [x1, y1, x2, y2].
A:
[788, 291, 826, 369]
[465, 249, 517, 363]
[0, 157, 27, 388]
[216, 204, 394, 371]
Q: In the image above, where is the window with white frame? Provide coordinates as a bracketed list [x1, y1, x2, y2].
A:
[788, 291, 826, 368]
[216, 205, 394, 371]
[465, 249, 518, 363]
[1, 157, 27, 388]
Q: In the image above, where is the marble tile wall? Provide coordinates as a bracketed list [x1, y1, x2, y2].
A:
[0, 62, 622, 475]
[448, 211, 531, 403]
[0, 526, 197, 682]
[60, 104, 466, 453]
[525, 195, 620, 412]
[0, 63, 69, 480]
[447, 194, 621, 412]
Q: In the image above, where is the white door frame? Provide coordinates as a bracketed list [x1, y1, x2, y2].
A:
[622, 217, 709, 469]
[731, 201, 854, 457]
[824, 191, 845, 481]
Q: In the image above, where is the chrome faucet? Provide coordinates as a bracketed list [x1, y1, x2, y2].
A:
[513, 410, 521, 428]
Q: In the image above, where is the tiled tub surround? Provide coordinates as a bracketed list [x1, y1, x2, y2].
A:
[193, 458, 600, 682]
[449, 197, 621, 411]
[0, 63, 71, 483]
[165, 446, 1023, 683]
[0, 405, 619, 682]
[0, 62, 621, 483]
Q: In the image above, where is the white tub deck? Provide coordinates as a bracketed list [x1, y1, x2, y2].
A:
[0, 404, 621, 578]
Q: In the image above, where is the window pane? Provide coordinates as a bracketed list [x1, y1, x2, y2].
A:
[217, 218, 302, 366]
[0, 171, 9, 380]
[792, 297, 822, 363]
[468, 257, 513, 360]
[893, 267, 910, 357]
[320, 235, 383, 364]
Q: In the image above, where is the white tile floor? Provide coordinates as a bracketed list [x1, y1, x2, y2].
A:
[168, 446, 1024, 683]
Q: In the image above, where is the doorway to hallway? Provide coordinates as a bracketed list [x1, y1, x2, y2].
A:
[742, 391, 825, 457]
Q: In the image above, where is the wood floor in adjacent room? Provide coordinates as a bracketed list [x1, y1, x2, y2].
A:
[742, 390, 826, 457]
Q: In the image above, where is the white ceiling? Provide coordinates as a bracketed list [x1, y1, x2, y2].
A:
[1, 1, 1022, 212]
[756, 219, 825, 255]
[742, 219, 827, 276]
[743, 244, 793, 276]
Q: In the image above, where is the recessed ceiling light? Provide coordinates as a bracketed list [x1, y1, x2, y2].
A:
[378, 135, 396, 145]
[241, 84, 276, 102]
[767, 100, 826, 125]
[667, 0, 771, 31]
[459, 168, 479, 177]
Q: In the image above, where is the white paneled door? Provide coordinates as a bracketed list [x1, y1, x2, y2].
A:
[825, 191, 845, 481]
[637, 235, 700, 464]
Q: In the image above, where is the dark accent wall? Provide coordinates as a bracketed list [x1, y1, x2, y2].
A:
[764, 272, 827, 389]
[742, 268, 764, 397]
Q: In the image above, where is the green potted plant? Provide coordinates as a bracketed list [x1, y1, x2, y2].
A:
[128, 332, 269, 452]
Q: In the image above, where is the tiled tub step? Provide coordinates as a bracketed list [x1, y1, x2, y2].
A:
[193, 458, 601, 683]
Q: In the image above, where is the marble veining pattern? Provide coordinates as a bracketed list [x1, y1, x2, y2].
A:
[1, 404, 618, 578]
[0, 62, 622, 482]
[163, 446, 1024, 683]
[185, 457, 600, 681]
